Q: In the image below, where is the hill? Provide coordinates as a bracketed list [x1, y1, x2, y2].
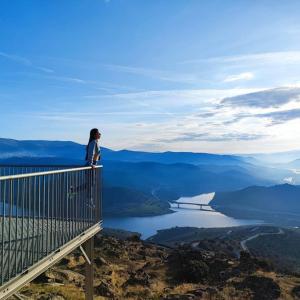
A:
[284, 158, 300, 169]
[103, 160, 274, 201]
[210, 184, 300, 226]
[102, 186, 171, 217]
[0, 138, 249, 166]
[148, 225, 300, 274]
[1, 138, 292, 217]
[17, 231, 300, 299]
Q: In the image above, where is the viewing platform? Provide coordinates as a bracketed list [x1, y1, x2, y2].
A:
[0, 165, 103, 300]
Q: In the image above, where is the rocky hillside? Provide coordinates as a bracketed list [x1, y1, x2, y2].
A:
[148, 226, 300, 274]
[15, 230, 300, 300]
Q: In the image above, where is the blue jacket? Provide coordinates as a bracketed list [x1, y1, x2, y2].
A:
[86, 140, 101, 166]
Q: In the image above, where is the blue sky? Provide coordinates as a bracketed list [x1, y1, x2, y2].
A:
[1, 0, 300, 153]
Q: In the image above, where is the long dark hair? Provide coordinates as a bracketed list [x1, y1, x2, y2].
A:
[85, 128, 99, 160]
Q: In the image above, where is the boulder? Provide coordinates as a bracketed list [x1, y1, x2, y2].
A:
[94, 281, 114, 298]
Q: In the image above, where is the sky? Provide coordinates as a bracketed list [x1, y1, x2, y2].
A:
[1, 0, 300, 153]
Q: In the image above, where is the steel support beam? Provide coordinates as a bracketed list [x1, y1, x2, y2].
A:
[83, 237, 94, 300]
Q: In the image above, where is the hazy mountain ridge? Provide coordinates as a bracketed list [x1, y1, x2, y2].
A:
[102, 160, 274, 201]
[1, 138, 298, 218]
[211, 184, 300, 212]
[210, 184, 300, 226]
[0, 138, 250, 166]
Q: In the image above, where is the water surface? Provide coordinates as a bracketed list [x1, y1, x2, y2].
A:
[104, 193, 263, 239]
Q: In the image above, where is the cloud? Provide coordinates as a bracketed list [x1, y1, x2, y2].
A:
[47, 75, 86, 84]
[0, 51, 54, 73]
[221, 87, 300, 108]
[85, 87, 262, 107]
[0, 51, 31, 65]
[256, 108, 300, 125]
[183, 51, 300, 65]
[157, 132, 267, 143]
[220, 51, 300, 65]
[35, 66, 54, 73]
[103, 63, 202, 84]
[222, 108, 300, 126]
[223, 72, 254, 82]
[283, 177, 294, 184]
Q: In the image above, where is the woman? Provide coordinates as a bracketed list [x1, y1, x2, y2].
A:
[86, 128, 101, 167]
[81, 128, 101, 210]
[68, 128, 101, 212]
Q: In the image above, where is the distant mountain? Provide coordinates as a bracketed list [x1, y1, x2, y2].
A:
[0, 156, 83, 166]
[283, 159, 300, 169]
[249, 150, 300, 164]
[102, 149, 250, 166]
[211, 184, 300, 212]
[0, 138, 85, 159]
[103, 160, 274, 201]
[210, 184, 300, 226]
[0, 138, 285, 217]
[0, 138, 250, 167]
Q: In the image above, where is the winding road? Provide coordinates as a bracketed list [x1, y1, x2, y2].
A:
[240, 228, 284, 252]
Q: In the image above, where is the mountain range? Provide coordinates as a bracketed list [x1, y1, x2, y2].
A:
[1, 138, 300, 218]
[210, 184, 300, 226]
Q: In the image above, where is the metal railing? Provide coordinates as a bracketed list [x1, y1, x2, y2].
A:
[0, 165, 102, 287]
[0, 165, 71, 177]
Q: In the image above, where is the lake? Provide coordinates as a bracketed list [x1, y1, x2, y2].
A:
[104, 192, 263, 239]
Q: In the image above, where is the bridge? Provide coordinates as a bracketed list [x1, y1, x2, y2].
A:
[0, 165, 103, 300]
[174, 202, 216, 212]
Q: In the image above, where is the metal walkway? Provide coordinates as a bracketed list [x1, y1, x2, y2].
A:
[0, 165, 102, 299]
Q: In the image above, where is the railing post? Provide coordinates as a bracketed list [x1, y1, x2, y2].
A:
[83, 237, 94, 300]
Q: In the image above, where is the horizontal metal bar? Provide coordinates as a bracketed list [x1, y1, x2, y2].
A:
[0, 165, 102, 181]
[0, 222, 102, 300]
[0, 165, 81, 168]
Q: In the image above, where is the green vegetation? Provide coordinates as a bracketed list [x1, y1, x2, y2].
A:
[103, 186, 172, 217]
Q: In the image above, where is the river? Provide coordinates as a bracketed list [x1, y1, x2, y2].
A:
[104, 192, 263, 239]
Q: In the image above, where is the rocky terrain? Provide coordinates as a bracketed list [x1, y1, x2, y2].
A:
[15, 229, 300, 300]
[148, 226, 300, 274]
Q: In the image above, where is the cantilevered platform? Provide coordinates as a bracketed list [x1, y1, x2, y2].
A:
[0, 165, 103, 300]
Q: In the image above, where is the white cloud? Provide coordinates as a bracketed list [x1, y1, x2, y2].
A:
[0, 51, 54, 73]
[103, 63, 204, 84]
[283, 177, 294, 184]
[224, 72, 254, 82]
[221, 87, 300, 108]
[183, 51, 300, 65]
[0, 51, 31, 65]
[221, 51, 300, 65]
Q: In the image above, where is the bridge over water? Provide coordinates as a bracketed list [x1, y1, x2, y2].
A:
[0, 165, 102, 300]
[173, 201, 216, 212]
